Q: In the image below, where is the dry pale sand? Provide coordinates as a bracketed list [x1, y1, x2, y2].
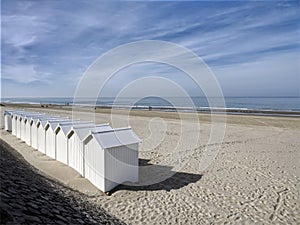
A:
[1, 105, 299, 224]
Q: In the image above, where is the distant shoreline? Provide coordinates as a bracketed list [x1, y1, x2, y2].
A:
[2, 102, 300, 118]
[2, 96, 299, 115]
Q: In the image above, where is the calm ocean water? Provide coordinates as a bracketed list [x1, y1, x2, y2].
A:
[1, 97, 299, 112]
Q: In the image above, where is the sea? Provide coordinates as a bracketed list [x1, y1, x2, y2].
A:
[1, 97, 300, 116]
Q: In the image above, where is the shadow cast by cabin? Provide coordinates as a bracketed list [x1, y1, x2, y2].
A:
[112, 158, 202, 193]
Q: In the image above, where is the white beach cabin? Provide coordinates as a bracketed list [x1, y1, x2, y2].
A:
[66, 124, 112, 176]
[31, 117, 48, 149]
[54, 121, 95, 164]
[4, 111, 12, 131]
[18, 113, 27, 139]
[11, 114, 17, 135]
[4, 110, 23, 132]
[14, 112, 28, 138]
[20, 116, 25, 140]
[11, 111, 25, 136]
[37, 118, 70, 154]
[23, 114, 45, 145]
[12, 112, 23, 138]
[30, 116, 61, 149]
[11, 111, 36, 136]
[19, 112, 41, 141]
[82, 127, 140, 192]
[44, 120, 82, 159]
[21, 112, 44, 142]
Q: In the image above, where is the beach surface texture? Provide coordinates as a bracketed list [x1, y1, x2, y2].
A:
[0, 105, 299, 224]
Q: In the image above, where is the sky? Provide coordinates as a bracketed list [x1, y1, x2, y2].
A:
[1, 0, 300, 98]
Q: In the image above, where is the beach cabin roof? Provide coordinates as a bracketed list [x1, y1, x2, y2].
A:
[28, 113, 52, 119]
[40, 118, 72, 129]
[11, 111, 24, 118]
[67, 124, 112, 140]
[18, 112, 43, 121]
[4, 110, 24, 116]
[30, 116, 60, 125]
[44, 120, 81, 131]
[24, 113, 45, 123]
[13, 110, 36, 116]
[11, 111, 32, 118]
[22, 111, 42, 115]
[34, 117, 66, 126]
[83, 127, 141, 149]
[54, 121, 95, 135]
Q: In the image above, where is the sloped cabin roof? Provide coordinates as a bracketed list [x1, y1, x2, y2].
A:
[44, 120, 81, 131]
[34, 117, 67, 127]
[12, 112, 25, 119]
[83, 127, 141, 149]
[30, 116, 61, 125]
[36, 118, 71, 128]
[67, 124, 112, 140]
[24, 114, 46, 123]
[54, 121, 95, 135]
[12, 112, 35, 118]
[18, 112, 43, 121]
[13, 111, 36, 118]
[4, 110, 24, 116]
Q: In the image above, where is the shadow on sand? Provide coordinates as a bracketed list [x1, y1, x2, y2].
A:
[113, 158, 202, 193]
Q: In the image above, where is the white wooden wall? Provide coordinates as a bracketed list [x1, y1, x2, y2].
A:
[45, 128, 56, 159]
[56, 131, 68, 164]
[12, 117, 17, 135]
[20, 120, 26, 141]
[4, 115, 11, 131]
[4, 115, 8, 131]
[37, 126, 46, 154]
[16, 118, 21, 138]
[8, 117, 12, 131]
[104, 144, 139, 192]
[84, 138, 105, 191]
[31, 124, 38, 149]
[68, 134, 84, 175]
[24, 121, 31, 145]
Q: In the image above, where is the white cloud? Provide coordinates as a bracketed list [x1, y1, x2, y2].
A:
[2, 64, 42, 83]
[1, 64, 50, 84]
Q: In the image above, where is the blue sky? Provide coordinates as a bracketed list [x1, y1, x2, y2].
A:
[1, 0, 300, 98]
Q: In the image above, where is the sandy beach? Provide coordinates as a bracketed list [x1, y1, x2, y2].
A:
[1, 104, 299, 224]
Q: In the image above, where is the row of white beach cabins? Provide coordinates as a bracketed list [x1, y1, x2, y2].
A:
[4, 110, 140, 193]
